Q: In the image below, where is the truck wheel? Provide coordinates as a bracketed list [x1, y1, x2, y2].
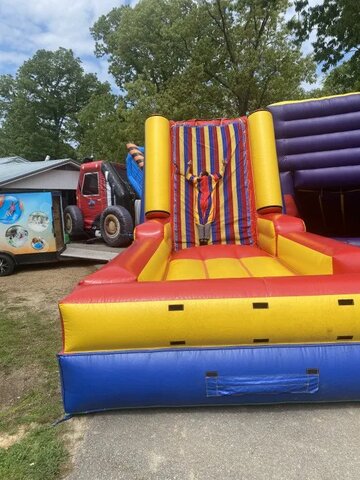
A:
[64, 205, 84, 237]
[100, 206, 133, 247]
[0, 253, 15, 276]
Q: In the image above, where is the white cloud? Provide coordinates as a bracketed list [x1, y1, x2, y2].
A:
[0, 0, 322, 94]
[0, 0, 132, 88]
[0, 50, 29, 67]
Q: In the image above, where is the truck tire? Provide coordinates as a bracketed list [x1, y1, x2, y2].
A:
[0, 253, 15, 276]
[100, 205, 133, 247]
[64, 205, 84, 237]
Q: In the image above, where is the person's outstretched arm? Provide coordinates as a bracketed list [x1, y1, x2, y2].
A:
[212, 160, 227, 181]
[177, 161, 191, 176]
[185, 161, 197, 184]
[220, 159, 227, 177]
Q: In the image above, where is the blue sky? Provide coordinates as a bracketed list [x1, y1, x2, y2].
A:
[0, 0, 133, 92]
[0, 0, 323, 92]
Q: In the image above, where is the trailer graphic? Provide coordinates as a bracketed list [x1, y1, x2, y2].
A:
[0, 191, 62, 275]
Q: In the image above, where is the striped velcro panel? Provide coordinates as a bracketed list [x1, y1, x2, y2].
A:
[171, 118, 256, 250]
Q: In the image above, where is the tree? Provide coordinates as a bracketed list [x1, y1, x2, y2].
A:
[92, 0, 315, 136]
[322, 61, 360, 95]
[77, 92, 127, 162]
[291, 0, 360, 72]
[0, 48, 108, 160]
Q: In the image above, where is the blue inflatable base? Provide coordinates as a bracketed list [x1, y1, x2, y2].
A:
[58, 344, 360, 414]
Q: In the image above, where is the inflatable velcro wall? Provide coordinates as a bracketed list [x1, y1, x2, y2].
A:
[59, 94, 360, 415]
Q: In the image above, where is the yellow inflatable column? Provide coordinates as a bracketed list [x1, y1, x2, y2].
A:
[145, 116, 171, 218]
[248, 110, 283, 213]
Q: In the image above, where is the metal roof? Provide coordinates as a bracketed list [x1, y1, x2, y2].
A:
[0, 156, 30, 165]
[0, 158, 80, 187]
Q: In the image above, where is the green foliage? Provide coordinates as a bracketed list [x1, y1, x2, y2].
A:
[0, 1, 319, 162]
[291, 0, 360, 71]
[77, 92, 126, 161]
[0, 48, 108, 160]
[91, 0, 315, 146]
[322, 60, 360, 95]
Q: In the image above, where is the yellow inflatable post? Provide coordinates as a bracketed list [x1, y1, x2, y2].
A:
[145, 115, 171, 218]
[248, 110, 283, 213]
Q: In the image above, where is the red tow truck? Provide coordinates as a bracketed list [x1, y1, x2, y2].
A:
[64, 160, 138, 247]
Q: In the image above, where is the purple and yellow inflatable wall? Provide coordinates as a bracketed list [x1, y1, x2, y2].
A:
[58, 94, 360, 414]
[268, 93, 360, 239]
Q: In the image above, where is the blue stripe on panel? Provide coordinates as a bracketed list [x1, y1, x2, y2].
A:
[59, 343, 360, 414]
[209, 126, 218, 243]
[184, 126, 192, 248]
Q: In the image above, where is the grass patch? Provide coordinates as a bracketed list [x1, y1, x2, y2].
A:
[0, 293, 68, 478]
[0, 426, 68, 480]
[0, 310, 58, 371]
[0, 305, 63, 431]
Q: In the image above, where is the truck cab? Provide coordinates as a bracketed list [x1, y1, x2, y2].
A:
[64, 160, 137, 247]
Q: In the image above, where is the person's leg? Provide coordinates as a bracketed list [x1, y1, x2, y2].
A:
[204, 223, 211, 242]
[197, 223, 211, 246]
[197, 224, 208, 245]
[197, 224, 204, 242]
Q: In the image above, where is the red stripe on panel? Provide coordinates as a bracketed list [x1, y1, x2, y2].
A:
[61, 273, 360, 304]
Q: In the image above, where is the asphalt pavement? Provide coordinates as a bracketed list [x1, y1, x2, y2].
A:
[65, 402, 360, 480]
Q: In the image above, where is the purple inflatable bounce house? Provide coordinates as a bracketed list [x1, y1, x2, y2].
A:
[268, 93, 360, 243]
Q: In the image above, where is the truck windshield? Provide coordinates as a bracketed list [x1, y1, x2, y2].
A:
[82, 173, 99, 195]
